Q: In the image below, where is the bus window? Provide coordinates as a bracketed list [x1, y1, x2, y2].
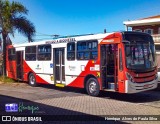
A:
[67, 42, 75, 60]
[119, 48, 123, 71]
[124, 33, 156, 70]
[25, 46, 36, 61]
[37, 45, 51, 61]
[90, 51, 97, 59]
[8, 48, 16, 61]
[155, 45, 160, 52]
[77, 40, 98, 60]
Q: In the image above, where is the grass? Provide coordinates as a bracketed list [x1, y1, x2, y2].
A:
[0, 76, 16, 83]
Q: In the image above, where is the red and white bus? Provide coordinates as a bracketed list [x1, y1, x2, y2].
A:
[6, 31, 158, 96]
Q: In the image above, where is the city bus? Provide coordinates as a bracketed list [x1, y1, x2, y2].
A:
[6, 31, 158, 96]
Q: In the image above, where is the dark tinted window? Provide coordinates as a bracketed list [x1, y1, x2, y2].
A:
[25, 46, 36, 61]
[8, 48, 16, 61]
[67, 42, 75, 60]
[38, 45, 51, 60]
[155, 45, 160, 52]
[123, 32, 153, 43]
[77, 40, 98, 60]
[123, 32, 156, 70]
[119, 48, 123, 71]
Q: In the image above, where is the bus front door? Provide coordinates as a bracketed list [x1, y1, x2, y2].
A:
[100, 44, 118, 91]
[54, 48, 65, 84]
[16, 51, 23, 80]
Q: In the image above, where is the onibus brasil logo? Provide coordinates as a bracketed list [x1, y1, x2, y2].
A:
[5, 102, 39, 114]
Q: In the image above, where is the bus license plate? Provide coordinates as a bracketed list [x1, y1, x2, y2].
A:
[143, 84, 150, 88]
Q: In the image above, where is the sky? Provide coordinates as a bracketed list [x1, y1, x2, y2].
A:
[9, 0, 160, 44]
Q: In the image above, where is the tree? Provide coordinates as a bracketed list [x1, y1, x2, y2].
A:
[0, 0, 35, 76]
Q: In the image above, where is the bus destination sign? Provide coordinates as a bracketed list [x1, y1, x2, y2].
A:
[46, 38, 76, 44]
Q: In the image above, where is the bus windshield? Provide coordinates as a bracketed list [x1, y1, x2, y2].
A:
[123, 33, 156, 70]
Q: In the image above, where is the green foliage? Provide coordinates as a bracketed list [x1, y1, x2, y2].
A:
[0, 0, 36, 76]
[0, 76, 16, 83]
[0, 0, 35, 41]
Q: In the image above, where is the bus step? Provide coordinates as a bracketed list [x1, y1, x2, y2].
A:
[17, 78, 23, 81]
[108, 82, 115, 89]
[55, 83, 65, 87]
[103, 89, 115, 92]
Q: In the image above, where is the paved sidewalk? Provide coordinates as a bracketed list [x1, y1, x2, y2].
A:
[0, 82, 160, 124]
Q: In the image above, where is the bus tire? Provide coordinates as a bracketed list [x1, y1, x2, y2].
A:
[29, 73, 37, 87]
[86, 78, 100, 96]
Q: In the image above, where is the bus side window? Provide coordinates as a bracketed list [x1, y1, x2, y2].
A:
[8, 48, 16, 61]
[25, 46, 36, 61]
[77, 40, 98, 60]
[37, 45, 51, 61]
[67, 42, 75, 60]
[119, 48, 123, 71]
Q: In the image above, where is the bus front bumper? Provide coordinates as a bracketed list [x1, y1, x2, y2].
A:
[125, 79, 158, 93]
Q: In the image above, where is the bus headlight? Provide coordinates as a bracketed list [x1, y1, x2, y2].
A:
[126, 72, 135, 83]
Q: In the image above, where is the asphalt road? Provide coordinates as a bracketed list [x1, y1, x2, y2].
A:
[0, 82, 160, 124]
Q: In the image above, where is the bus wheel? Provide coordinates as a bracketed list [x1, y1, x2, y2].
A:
[86, 78, 100, 96]
[29, 73, 37, 87]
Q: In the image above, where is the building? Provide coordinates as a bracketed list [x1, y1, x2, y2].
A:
[123, 15, 160, 42]
[123, 15, 160, 82]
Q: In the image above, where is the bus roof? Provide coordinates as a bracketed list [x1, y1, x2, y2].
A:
[12, 32, 115, 47]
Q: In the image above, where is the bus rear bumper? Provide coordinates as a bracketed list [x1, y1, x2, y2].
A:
[125, 79, 158, 93]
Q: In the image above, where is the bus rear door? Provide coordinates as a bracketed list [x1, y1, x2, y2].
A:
[16, 51, 23, 80]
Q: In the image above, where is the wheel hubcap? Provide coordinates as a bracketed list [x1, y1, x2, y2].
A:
[89, 81, 97, 93]
[30, 76, 35, 85]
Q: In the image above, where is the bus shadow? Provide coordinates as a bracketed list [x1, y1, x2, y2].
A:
[38, 83, 160, 103]
[0, 95, 128, 124]
[37, 83, 160, 103]
[37, 83, 87, 95]
[14, 82, 160, 104]
[100, 90, 160, 103]
[11, 81, 87, 96]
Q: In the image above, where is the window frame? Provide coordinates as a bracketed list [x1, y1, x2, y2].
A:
[67, 42, 75, 60]
[133, 29, 142, 32]
[158, 27, 160, 34]
[25, 46, 37, 61]
[144, 29, 153, 35]
[119, 48, 123, 71]
[77, 40, 98, 60]
[8, 48, 16, 61]
[37, 44, 51, 61]
[155, 44, 160, 52]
